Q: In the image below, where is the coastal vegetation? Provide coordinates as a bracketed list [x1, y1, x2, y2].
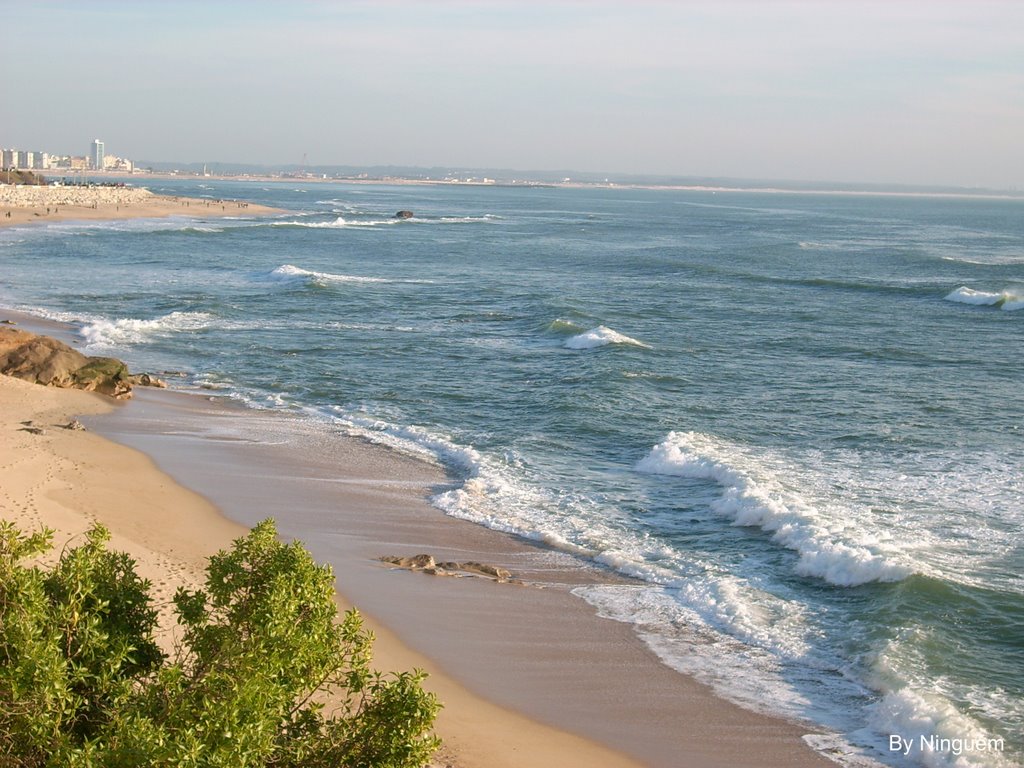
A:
[0, 519, 440, 768]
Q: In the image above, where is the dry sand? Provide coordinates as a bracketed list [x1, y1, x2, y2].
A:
[0, 184, 281, 227]
[0, 372, 649, 768]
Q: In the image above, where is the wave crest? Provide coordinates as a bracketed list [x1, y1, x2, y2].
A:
[266, 264, 432, 286]
[945, 286, 1024, 311]
[272, 213, 499, 229]
[636, 431, 914, 587]
[564, 325, 651, 350]
[81, 311, 214, 350]
[268, 264, 391, 284]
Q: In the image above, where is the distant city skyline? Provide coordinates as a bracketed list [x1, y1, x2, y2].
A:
[1, 137, 134, 173]
[2, 1, 1022, 189]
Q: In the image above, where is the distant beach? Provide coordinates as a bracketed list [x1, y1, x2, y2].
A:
[0, 183, 282, 228]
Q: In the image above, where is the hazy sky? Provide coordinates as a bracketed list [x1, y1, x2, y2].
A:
[3, 1, 1022, 187]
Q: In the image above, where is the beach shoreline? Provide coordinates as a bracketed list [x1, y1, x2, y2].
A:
[1, 307, 841, 768]
[0, 183, 283, 228]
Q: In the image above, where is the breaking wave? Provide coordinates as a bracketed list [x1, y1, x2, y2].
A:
[636, 431, 914, 587]
[81, 311, 214, 351]
[944, 287, 1024, 311]
[564, 325, 651, 350]
[273, 216, 401, 229]
[266, 264, 432, 285]
[272, 214, 499, 229]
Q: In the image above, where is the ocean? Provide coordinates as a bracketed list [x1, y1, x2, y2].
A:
[2, 179, 1021, 767]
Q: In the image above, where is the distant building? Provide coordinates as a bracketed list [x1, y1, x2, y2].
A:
[2, 142, 133, 174]
[103, 154, 134, 173]
[91, 139, 104, 171]
[0, 149, 47, 170]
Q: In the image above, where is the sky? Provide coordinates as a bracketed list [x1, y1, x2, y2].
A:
[2, 0, 1022, 188]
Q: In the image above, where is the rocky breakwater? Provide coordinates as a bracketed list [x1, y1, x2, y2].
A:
[0, 184, 153, 207]
[0, 326, 166, 399]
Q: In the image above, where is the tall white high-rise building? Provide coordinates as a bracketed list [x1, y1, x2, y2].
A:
[91, 139, 104, 171]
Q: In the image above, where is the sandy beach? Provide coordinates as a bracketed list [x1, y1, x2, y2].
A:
[0, 183, 849, 766]
[0, 308, 842, 768]
[0, 183, 281, 228]
[0, 355, 647, 768]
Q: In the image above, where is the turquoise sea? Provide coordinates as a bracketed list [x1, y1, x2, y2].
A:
[2, 180, 1022, 767]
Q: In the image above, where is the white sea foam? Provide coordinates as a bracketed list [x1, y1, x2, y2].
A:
[435, 214, 501, 223]
[940, 254, 1024, 266]
[272, 214, 498, 229]
[575, 584, 886, 768]
[576, 584, 812, 711]
[81, 311, 214, 351]
[636, 432, 914, 587]
[266, 264, 432, 286]
[944, 287, 1024, 311]
[322, 407, 831, 682]
[564, 325, 651, 350]
[861, 634, 1021, 768]
[868, 688, 1013, 768]
[268, 264, 391, 284]
[1, 217, 235, 237]
[273, 216, 401, 229]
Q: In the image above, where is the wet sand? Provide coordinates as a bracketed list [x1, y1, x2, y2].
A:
[1, 322, 843, 767]
[88, 385, 840, 768]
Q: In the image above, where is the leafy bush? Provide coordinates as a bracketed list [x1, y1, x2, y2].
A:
[0, 520, 440, 768]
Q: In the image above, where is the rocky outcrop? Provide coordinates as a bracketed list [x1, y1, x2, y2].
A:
[0, 185, 152, 207]
[71, 356, 133, 398]
[0, 327, 135, 399]
[379, 554, 514, 583]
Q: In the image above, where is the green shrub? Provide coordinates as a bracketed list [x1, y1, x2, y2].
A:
[0, 520, 440, 768]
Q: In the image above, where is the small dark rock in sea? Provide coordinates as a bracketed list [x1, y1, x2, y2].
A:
[394, 210, 414, 219]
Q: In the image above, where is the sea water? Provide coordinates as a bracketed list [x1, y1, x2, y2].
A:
[2, 180, 1021, 767]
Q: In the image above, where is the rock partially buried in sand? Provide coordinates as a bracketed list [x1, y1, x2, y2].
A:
[394, 210, 414, 219]
[379, 554, 514, 583]
[380, 555, 443, 576]
[0, 327, 133, 399]
[437, 561, 512, 581]
[128, 372, 168, 388]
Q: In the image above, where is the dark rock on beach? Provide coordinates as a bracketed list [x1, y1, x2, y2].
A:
[0, 327, 134, 399]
